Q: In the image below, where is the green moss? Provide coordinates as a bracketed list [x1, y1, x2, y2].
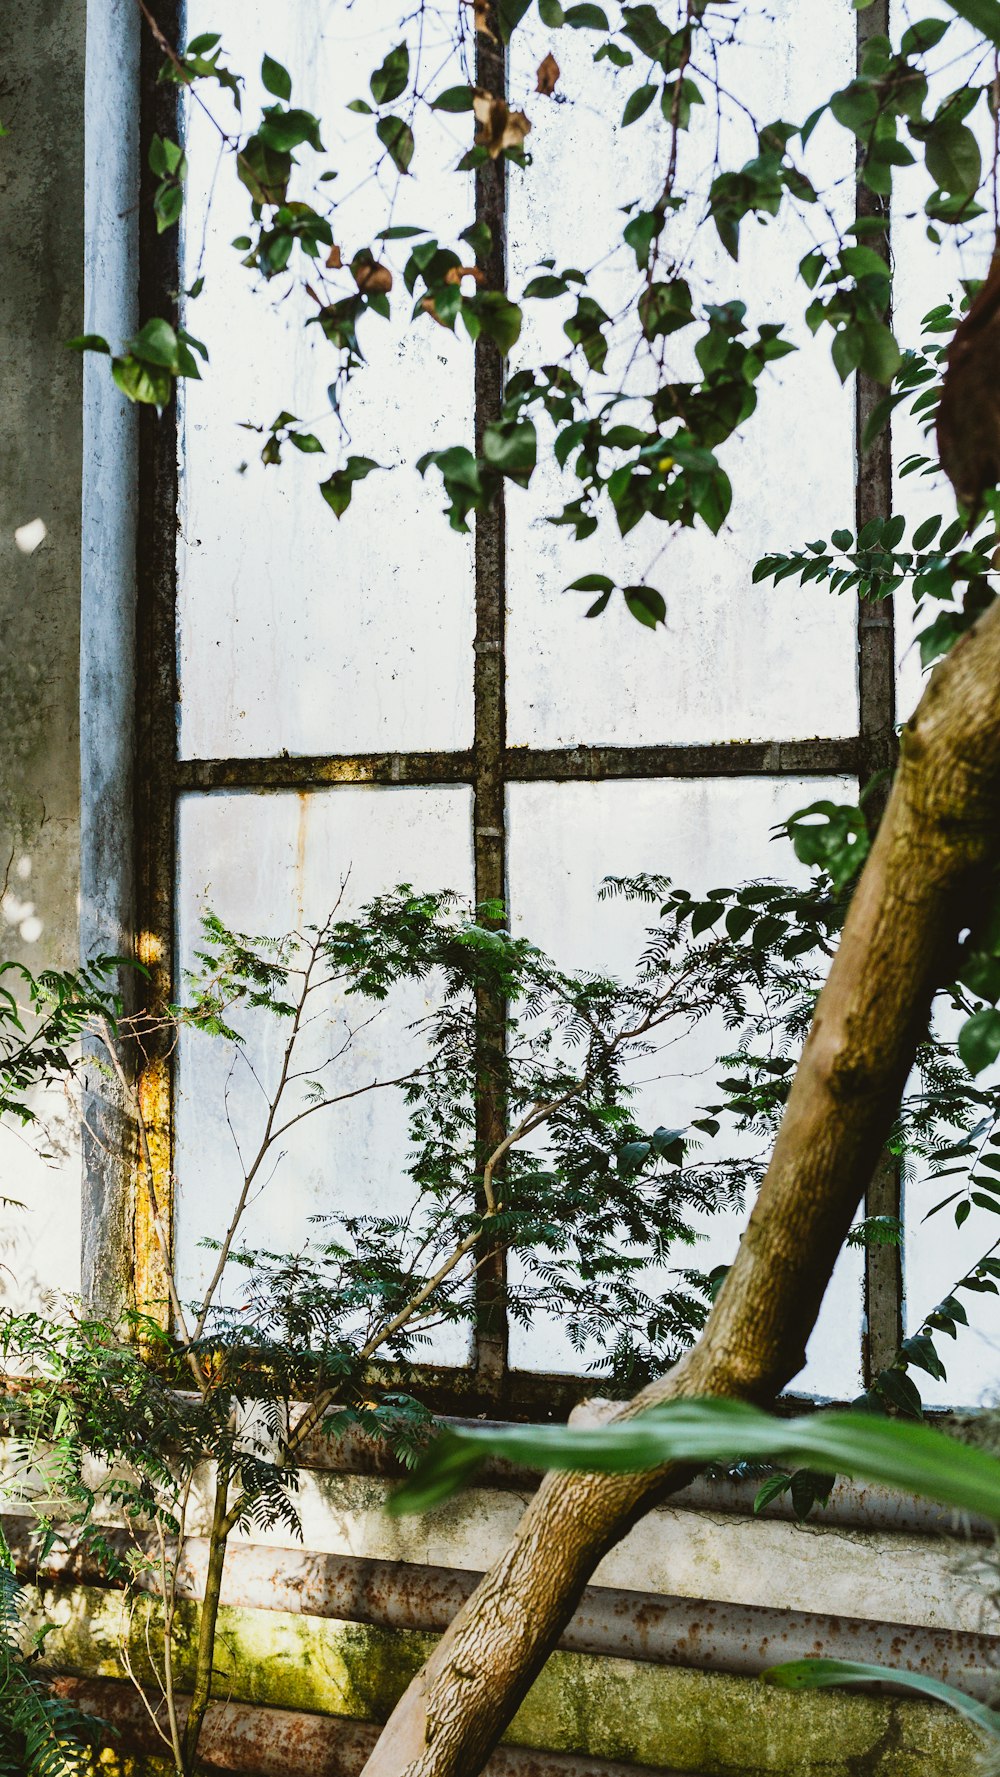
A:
[38, 1585, 983, 1775]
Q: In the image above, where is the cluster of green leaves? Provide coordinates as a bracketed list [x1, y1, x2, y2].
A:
[0, 955, 122, 1129]
[67, 317, 207, 414]
[0, 1557, 105, 1777]
[63, 1, 996, 603]
[755, 505, 998, 671]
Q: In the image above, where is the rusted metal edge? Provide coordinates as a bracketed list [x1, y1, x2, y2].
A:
[52, 1680, 687, 1777]
[288, 1411, 994, 1538]
[854, 0, 903, 1388]
[173, 738, 861, 794]
[131, 0, 183, 1332]
[14, 1522, 999, 1699]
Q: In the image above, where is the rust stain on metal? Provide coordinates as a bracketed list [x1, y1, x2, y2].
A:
[52, 1681, 672, 1777]
[14, 1519, 999, 1701]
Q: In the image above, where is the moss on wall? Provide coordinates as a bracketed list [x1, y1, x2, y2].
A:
[35, 1583, 982, 1775]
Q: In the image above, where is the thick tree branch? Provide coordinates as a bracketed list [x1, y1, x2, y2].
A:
[361, 596, 1000, 1777]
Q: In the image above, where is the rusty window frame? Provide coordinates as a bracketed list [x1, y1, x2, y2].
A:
[130, 2, 899, 1415]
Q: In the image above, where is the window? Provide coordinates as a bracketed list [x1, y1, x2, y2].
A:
[130, 0, 909, 1413]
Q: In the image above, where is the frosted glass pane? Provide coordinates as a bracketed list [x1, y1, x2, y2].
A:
[175, 786, 474, 1365]
[890, 0, 995, 726]
[904, 1171, 1000, 1409]
[506, 4, 857, 746]
[507, 777, 862, 1398]
[903, 999, 1000, 1408]
[178, 2, 474, 758]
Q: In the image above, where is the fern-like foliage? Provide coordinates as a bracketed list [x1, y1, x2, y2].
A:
[0, 1562, 106, 1775]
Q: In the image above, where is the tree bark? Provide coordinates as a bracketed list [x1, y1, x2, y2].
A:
[361, 596, 1000, 1777]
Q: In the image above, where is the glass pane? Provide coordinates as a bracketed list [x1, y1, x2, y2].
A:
[174, 786, 475, 1365]
[507, 777, 863, 1398]
[904, 1173, 1000, 1409]
[505, 2, 858, 747]
[178, 1, 474, 759]
[903, 999, 1000, 1409]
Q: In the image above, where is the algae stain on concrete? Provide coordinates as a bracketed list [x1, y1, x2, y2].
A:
[39, 1584, 982, 1775]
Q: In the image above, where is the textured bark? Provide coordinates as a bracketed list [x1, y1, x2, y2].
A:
[361, 597, 1000, 1777]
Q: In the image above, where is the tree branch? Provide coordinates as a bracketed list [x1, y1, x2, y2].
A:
[360, 597, 1000, 1775]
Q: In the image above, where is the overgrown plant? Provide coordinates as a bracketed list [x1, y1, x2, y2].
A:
[0, 875, 846, 1771]
[10, 0, 1000, 1768]
[0, 1556, 105, 1777]
[3, 859, 1000, 1768]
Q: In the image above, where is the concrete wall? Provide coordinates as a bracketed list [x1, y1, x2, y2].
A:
[0, 0, 88, 1306]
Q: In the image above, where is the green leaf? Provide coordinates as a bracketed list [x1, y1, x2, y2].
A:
[370, 42, 410, 107]
[473, 291, 523, 355]
[754, 1472, 791, 1513]
[258, 106, 324, 153]
[65, 334, 110, 353]
[924, 122, 982, 197]
[431, 86, 475, 112]
[461, 221, 493, 260]
[765, 1659, 1000, 1739]
[618, 1140, 652, 1172]
[498, 0, 534, 37]
[623, 584, 666, 628]
[319, 455, 382, 518]
[377, 115, 415, 175]
[288, 432, 325, 453]
[638, 278, 693, 339]
[567, 574, 614, 594]
[127, 317, 180, 369]
[111, 354, 173, 410]
[539, 0, 565, 22]
[564, 3, 610, 26]
[261, 54, 292, 101]
[911, 514, 942, 549]
[389, 1396, 1000, 1518]
[947, 0, 1000, 48]
[959, 1007, 1000, 1077]
[154, 181, 184, 232]
[622, 84, 657, 126]
[483, 419, 537, 481]
[901, 18, 950, 54]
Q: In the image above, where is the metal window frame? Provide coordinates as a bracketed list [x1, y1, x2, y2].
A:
[131, 0, 898, 1413]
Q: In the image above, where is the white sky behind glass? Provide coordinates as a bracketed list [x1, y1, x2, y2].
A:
[505, 2, 859, 747]
[506, 776, 863, 1400]
[174, 787, 475, 1366]
[178, 1, 476, 760]
[888, 2, 1000, 1404]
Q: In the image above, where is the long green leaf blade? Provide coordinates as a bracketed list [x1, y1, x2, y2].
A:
[389, 1397, 1000, 1517]
[766, 1658, 1000, 1739]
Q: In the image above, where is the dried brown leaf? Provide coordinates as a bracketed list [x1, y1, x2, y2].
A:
[352, 254, 393, 294]
[536, 52, 560, 96]
[473, 89, 532, 159]
[464, 0, 497, 41]
[326, 243, 343, 270]
[444, 264, 486, 286]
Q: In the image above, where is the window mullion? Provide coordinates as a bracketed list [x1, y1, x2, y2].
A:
[471, 7, 510, 1391]
[855, 0, 903, 1383]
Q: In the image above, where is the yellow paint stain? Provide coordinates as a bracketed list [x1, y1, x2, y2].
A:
[294, 793, 309, 927]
